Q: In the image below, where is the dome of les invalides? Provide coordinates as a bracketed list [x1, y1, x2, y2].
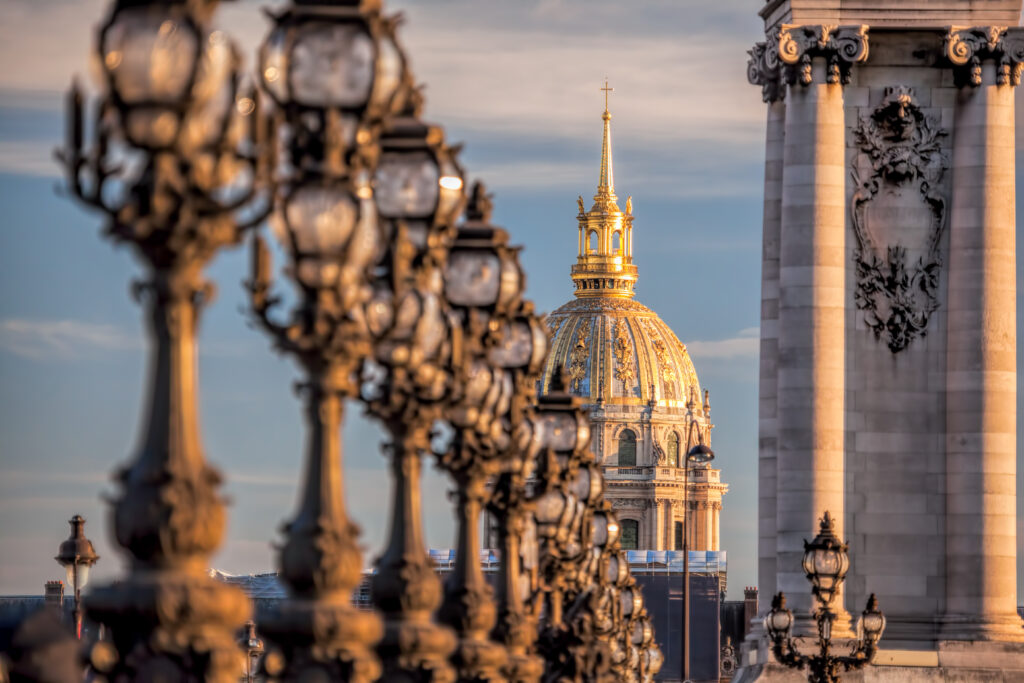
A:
[537, 87, 726, 553]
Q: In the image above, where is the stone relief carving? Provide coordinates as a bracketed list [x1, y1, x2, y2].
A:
[778, 24, 869, 86]
[612, 499, 650, 510]
[612, 318, 636, 383]
[652, 438, 666, 466]
[945, 26, 1024, 87]
[567, 319, 591, 392]
[851, 86, 948, 353]
[747, 34, 784, 102]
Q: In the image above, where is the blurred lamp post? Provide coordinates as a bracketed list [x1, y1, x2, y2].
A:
[682, 443, 714, 681]
[54, 515, 99, 639]
[765, 512, 886, 683]
[241, 621, 264, 683]
[60, 0, 269, 676]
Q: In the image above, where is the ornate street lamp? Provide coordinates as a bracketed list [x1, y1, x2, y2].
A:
[61, 0, 269, 678]
[241, 621, 265, 683]
[260, 0, 406, 168]
[247, 179, 384, 680]
[54, 515, 99, 640]
[353, 95, 467, 683]
[765, 512, 886, 683]
[682, 442, 714, 682]
[432, 183, 544, 681]
[246, 0, 421, 678]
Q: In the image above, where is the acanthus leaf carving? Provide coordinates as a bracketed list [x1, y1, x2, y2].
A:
[747, 34, 785, 102]
[851, 86, 948, 353]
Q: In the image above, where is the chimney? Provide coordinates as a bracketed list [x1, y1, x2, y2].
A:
[44, 581, 65, 612]
[743, 586, 758, 639]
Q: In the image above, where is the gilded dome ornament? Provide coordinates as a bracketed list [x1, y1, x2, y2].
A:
[568, 319, 591, 392]
[613, 319, 636, 383]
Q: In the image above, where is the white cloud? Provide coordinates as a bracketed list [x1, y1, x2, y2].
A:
[0, 140, 61, 178]
[0, 318, 140, 360]
[686, 326, 759, 360]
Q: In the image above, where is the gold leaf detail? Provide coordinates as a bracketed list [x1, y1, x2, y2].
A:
[567, 319, 592, 392]
[613, 319, 635, 383]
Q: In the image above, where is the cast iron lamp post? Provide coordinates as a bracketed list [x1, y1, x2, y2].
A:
[765, 512, 886, 683]
[246, 0, 416, 678]
[54, 515, 99, 640]
[682, 442, 714, 681]
[60, 0, 270, 678]
[355, 91, 467, 683]
[435, 183, 545, 681]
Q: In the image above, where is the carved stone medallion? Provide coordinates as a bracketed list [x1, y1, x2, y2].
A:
[850, 86, 948, 353]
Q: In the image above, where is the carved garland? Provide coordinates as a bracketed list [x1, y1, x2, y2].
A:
[850, 86, 948, 353]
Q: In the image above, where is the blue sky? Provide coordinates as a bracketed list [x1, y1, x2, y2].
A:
[0, 0, 1021, 604]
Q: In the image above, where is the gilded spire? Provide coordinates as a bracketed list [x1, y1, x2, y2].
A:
[571, 82, 637, 299]
[598, 80, 615, 198]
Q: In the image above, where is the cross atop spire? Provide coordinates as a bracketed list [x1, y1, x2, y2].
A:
[597, 80, 615, 197]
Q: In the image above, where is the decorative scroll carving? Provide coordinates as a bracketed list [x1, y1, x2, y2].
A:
[778, 24, 869, 85]
[747, 34, 784, 102]
[946, 26, 1024, 87]
[612, 318, 635, 383]
[851, 86, 948, 353]
[567, 319, 591, 392]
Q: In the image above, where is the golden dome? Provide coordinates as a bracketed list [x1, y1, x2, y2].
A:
[541, 297, 704, 410]
[540, 86, 707, 415]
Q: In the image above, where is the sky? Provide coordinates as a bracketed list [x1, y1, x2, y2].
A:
[0, 0, 1021, 604]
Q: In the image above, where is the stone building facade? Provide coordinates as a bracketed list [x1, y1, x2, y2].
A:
[743, 0, 1024, 679]
[538, 94, 728, 553]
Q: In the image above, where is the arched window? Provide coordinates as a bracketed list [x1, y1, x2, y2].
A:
[666, 432, 679, 467]
[588, 230, 598, 253]
[612, 230, 621, 253]
[618, 429, 637, 467]
[621, 519, 639, 550]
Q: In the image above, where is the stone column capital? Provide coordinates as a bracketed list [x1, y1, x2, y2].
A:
[777, 24, 870, 86]
[747, 34, 785, 102]
[945, 26, 1024, 87]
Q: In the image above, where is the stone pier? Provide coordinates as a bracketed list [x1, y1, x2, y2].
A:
[741, 1, 1024, 680]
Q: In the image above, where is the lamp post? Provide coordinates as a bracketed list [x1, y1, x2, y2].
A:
[60, 1, 269, 677]
[241, 621, 264, 683]
[765, 512, 886, 683]
[682, 443, 714, 682]
[54, 515, 99, 640]
[246, 2, 413, 677]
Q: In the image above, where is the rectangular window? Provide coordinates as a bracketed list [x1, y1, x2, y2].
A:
[621, 519, 639, 550]
[674, 520, 684, 550]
